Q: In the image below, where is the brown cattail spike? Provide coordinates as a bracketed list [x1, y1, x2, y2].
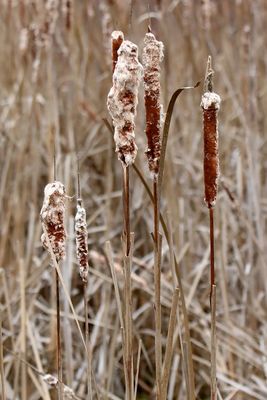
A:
[201, 57, 221, 208]
[107, 39, 143, 167]
[143, 32, 164, 176]
[40, 181, 67, 262]
[75, 199, 89, 283]
[111, 30, 124, 72]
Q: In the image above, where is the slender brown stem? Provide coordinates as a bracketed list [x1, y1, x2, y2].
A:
[153, 176, 160, 250]
[210, 284, 217, 400]
[84, 282, 92, 399]
[153, 175, 162, 399]
[124, 247, 134, 400]
[122, 165, 133, 399]
[209, 208, 217, 399]
[209, 207, 215, 290]
[0, 308, 6, 400]
[55, 269, 63, 400]
[123, 166, 130, 256]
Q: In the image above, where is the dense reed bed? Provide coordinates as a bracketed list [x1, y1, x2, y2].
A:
[1, 1, 267, 399]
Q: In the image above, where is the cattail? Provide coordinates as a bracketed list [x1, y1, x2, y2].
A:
[111, 30, 124, 72]
[40, 181, 67, 262]
[107, 39, 143, 166]
[201, 61, 221, 208]
[75, 199, 89, 283]
[42, 374, 75, 398]
[143, 31, 164, 176]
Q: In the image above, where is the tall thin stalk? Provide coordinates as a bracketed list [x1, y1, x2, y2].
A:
[123, 165, 134, 399]
[75, 159, 92, 399]
[53, 151, 63, 399]
[55, 270, 63, 399]
[123, 166, 131, 256]
[107, 32, 142, 400]
[153, 174, 162, 398]
[40, 178, 67, 400]
[0, 314, 6, 400]
[201, 56, 221, 400]
[143, 30, 164, 399]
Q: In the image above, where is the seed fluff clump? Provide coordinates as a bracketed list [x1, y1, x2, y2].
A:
[40, 181, 67, 262]
[75, 199, 89, 283]
[107, 39, 143, 166]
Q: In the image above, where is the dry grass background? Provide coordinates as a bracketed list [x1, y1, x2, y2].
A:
[1, 1, 267, 399]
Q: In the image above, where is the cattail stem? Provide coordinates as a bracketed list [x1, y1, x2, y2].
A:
[209, 207, 215, 290]
[83, 282, 92, 399]
[123, 167, 133, 400]
[40, 181, 66, 400]
[201, 56, 220, 400]
[75, 155, 92, 398]
[55, 269, 63, 400]
[0, 313, 6, 400]
[210, 284, 217, 400]
[209, 207, 217, 400]
[143, 31, 164, 398]
[107, 32, 142, 400]
[153, 175, 162, 399]
[123, 166, 131, 256]
[124, 236, 134, 400]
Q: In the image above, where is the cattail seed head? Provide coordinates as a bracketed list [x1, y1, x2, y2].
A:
[40, 181, 67, 262]
[201, 91, 221, 208]
[75, 200, 89, 283]
[107, 39, 143, 167]
[143, 32, 164, 176]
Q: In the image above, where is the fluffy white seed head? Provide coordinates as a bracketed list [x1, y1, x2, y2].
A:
[75, 201, 89, 283]
[201, 92, 221, 110]
[107, 40, 143, 166]
[40, 181, 67, 262]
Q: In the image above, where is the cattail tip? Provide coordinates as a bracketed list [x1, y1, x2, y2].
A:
[201, 92, 221, 110]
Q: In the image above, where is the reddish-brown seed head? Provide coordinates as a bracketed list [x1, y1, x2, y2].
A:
[143, 32, 164, 176]
[40, 181, 67, 262]
[201, 92, 221, 208]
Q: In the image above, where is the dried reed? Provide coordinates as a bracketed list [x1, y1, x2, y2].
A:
[201, 56, 221, 400]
